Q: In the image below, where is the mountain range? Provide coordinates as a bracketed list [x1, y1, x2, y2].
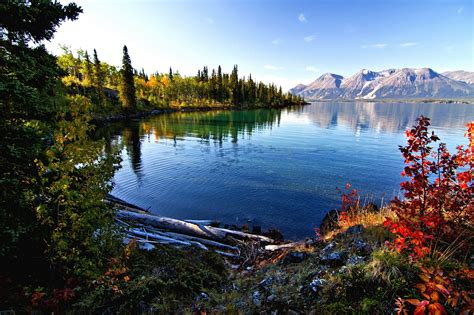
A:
[290, 68, 474, 100]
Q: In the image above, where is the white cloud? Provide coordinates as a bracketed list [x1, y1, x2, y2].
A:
[298, 13, 307, 22]
[305, 66, 320, 73]
[304, 35, 315, 42]
[400, 42, 419, 48]
[457, 6, 464, 14]
[271, 38, 282, 45]
[361, 43, 388, 49]
[205, 17, 214, 24]
[264, 64, 283, 70]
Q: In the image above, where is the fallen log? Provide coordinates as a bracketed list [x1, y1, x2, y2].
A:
[116, 209, 274, 244]
[124, 237, 156, 251]
[106, 200, 149, 214]
[106, 194, 149, 213]
[144, 227, 238, 251]
[265, 242, 303, 251]
[184, 219, 219, 226]
[128, 228, 209, 250]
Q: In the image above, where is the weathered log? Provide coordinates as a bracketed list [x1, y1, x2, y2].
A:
[264, 242, 303, 251]
[143, 227, 238, 251]
[129, 228, 210, 250]
[215, 250, 240, 258]
[116, 210, 274, 244]
[106, 194, 149, 213]
[106, 200, 149, 214]
[123, 237, 156, 251]
[204, 225, 274, 243]
[184, 219, 219, 226]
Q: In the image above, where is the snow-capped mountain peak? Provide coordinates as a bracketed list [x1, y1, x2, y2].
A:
[290, 68, 474, 100]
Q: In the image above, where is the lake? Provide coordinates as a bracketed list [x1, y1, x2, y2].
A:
[99, 102, 474, 239]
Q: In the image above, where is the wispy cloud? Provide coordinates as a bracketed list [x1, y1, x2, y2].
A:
[298, 13, 307, 22]
[457, 6, 464, 14]
[264, 64, 283, 70]
[205, 17, 214, 24]
[305, 66, 320, 73]
[271, 38, 282, 45]
[400, 42, 419, 48]
[361, 43, 388, 49]
[304, 35, 315, 42]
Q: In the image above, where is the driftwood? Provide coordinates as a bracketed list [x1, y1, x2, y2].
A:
[265, 242, 303, 251]
[107, 195, 300, 262]
[143, 227, 238, 251]
[184, 219, 219, 226]
[106, 194, 149, 213]
[129, 228, 204, 248]
[116, 209, 274, 244]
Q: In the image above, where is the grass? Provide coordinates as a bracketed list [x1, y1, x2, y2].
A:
[323, 202, 397, 241]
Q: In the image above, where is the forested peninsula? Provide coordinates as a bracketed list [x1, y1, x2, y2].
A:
[58, 46, 306, 120]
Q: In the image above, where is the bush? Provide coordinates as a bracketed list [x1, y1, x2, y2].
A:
[74, 245, 227, 313]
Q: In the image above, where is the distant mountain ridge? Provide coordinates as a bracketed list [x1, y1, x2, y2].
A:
[442, 70, 474, 85]
[291, 68, 474, 100]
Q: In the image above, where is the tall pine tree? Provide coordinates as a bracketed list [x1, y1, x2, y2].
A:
[83, 50, 93, 87]
[119, 45, 136, 112]
[93, 48, 105, 105]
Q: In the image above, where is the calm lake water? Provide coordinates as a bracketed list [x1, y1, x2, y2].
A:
[99, 102, 474, 239]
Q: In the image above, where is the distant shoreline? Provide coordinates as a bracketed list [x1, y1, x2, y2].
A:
[306, 98, 474, 104]
[91, 102, 311, 124]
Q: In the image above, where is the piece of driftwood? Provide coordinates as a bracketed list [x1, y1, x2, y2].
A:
[184, 219, 219, 226]
[106, 194, 149, 213]
[143, 227, 238, 251]
[116, 210, 274, 244]
[264, 242, 302, 251]
[109, 195, 298, 262]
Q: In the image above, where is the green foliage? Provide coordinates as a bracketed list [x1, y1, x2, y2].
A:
[74, 246, 227, 313]
[1, 0, 81, 266]
[35, 95, 121, 278]
[0, 0, 81, 43]
[365, 248, 411, 285]
[0, 1, 122, 311]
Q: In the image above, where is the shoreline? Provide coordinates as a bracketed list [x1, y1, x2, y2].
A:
[305, 98, 474, 104]
[91, 97, 474, 125]
[91, 102, 310, 125]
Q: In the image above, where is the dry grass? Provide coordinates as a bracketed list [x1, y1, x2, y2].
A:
[324, 203, 397, 240]
[341, 206, 397, 229]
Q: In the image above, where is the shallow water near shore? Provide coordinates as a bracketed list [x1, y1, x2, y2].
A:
[98, 102, 474, 239]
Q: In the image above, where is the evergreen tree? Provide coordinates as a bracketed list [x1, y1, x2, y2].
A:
[83, 50, 93, 86]
[230, 65, 240, 105]
[169, 67, 174, 81]
[248, 74, 256, 104]
[119, 45, 137, 112]
[93, 48, 105, 104]
[217, 65, 223, 102]
[138, 67, 148, 81]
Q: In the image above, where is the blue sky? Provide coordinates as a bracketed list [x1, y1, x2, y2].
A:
[47, 0, 473, 91]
